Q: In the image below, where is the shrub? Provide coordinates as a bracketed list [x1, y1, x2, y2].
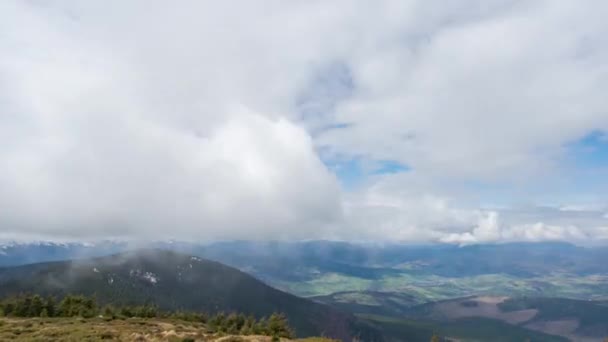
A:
[0, 293, 295, 338]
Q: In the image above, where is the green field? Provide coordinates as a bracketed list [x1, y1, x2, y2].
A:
[274, 271, 608, 303]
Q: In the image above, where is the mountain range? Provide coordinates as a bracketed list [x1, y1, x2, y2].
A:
[2, 241, 608, 341]
[0, 249, 382, 341]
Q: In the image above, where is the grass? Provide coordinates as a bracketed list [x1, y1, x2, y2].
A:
[276, 271, 608, 303]
[275, 273, 373, 297]
[499, 297, 608, 327]
[0, 317, 337, 342]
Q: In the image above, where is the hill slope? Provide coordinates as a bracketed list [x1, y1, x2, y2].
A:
[196, 241, 608, 301]
[0, 250, 382, 341]
[0, 317, 337, 341]
[405, 296, 608, 341]
[2, 241, 608, 302]
[312, 291, 421, 317]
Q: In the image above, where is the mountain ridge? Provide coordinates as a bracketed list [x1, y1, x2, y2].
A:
[0, 249, 383, 341]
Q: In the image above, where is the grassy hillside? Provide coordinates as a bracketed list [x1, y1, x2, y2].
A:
[312, 291, 422, 317]
[0, 250, 382, 341]
[0, 317, 338, 341]
[400, 296, 608, 341]
[499, 297, 608, 338]
[311, 293, 577, 341]
[361, 315, 569, 342]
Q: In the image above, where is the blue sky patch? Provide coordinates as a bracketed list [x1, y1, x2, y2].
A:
[568, 130, 608, 168]
[371, 160, 410, 175]
[322, 155, 409, 189]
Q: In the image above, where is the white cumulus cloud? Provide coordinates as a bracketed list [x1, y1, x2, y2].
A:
[1, 1, 607, 243]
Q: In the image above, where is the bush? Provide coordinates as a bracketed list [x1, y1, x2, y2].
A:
[0, 293, 295, 338]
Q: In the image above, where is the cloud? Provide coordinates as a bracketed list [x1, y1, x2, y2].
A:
[318, 1, 608, 182]
[337, 172, 607, 244]
[1, 106, 341, 240]
[439, 212, 588, 245]
[340, 172, 478, 241]
[1, 1, 608, 242]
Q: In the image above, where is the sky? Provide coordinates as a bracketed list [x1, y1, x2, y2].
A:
[1, 0, 608, 243]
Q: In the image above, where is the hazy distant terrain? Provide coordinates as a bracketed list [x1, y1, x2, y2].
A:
[2, 241, 608, 302]
[190, 241, 608, 302]
[2, 241, 608, 341]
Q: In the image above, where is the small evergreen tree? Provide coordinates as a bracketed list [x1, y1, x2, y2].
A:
[31, 295, 43, 317]
[58, 295, 74, 316]
[102, 305, 116, 319]
[45, 296, 56, 317]
[2, 301, 15, 316]
[15, 295, 32, 317]
[0, 293, 295, 338]
[254, 317, 268, 335]
[209, 312, 227, 332]
[267, 313, 293, 338]
[119, 306, 133, 318]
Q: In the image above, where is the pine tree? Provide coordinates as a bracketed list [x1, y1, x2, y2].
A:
[16, 295, 32, 317]
[59, 295, 73, 317]
[227, 322, 239, 334]
[254, 317, 268, 335]
[45, 296, 56, 317]
[31, 295, 43, 317]
[226, 312, 239, 329]
[2, 301, 15, 316]
[103, 305, 116, 319]
[240, 323, 252, 336]
[0, 293, 297, 338]
[199, 312, 209, 324]
[119, 306, 133, 318]
[240, 315, 256, 335]
[209, 312, 227, 332]
[267, 313, 293, 339]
